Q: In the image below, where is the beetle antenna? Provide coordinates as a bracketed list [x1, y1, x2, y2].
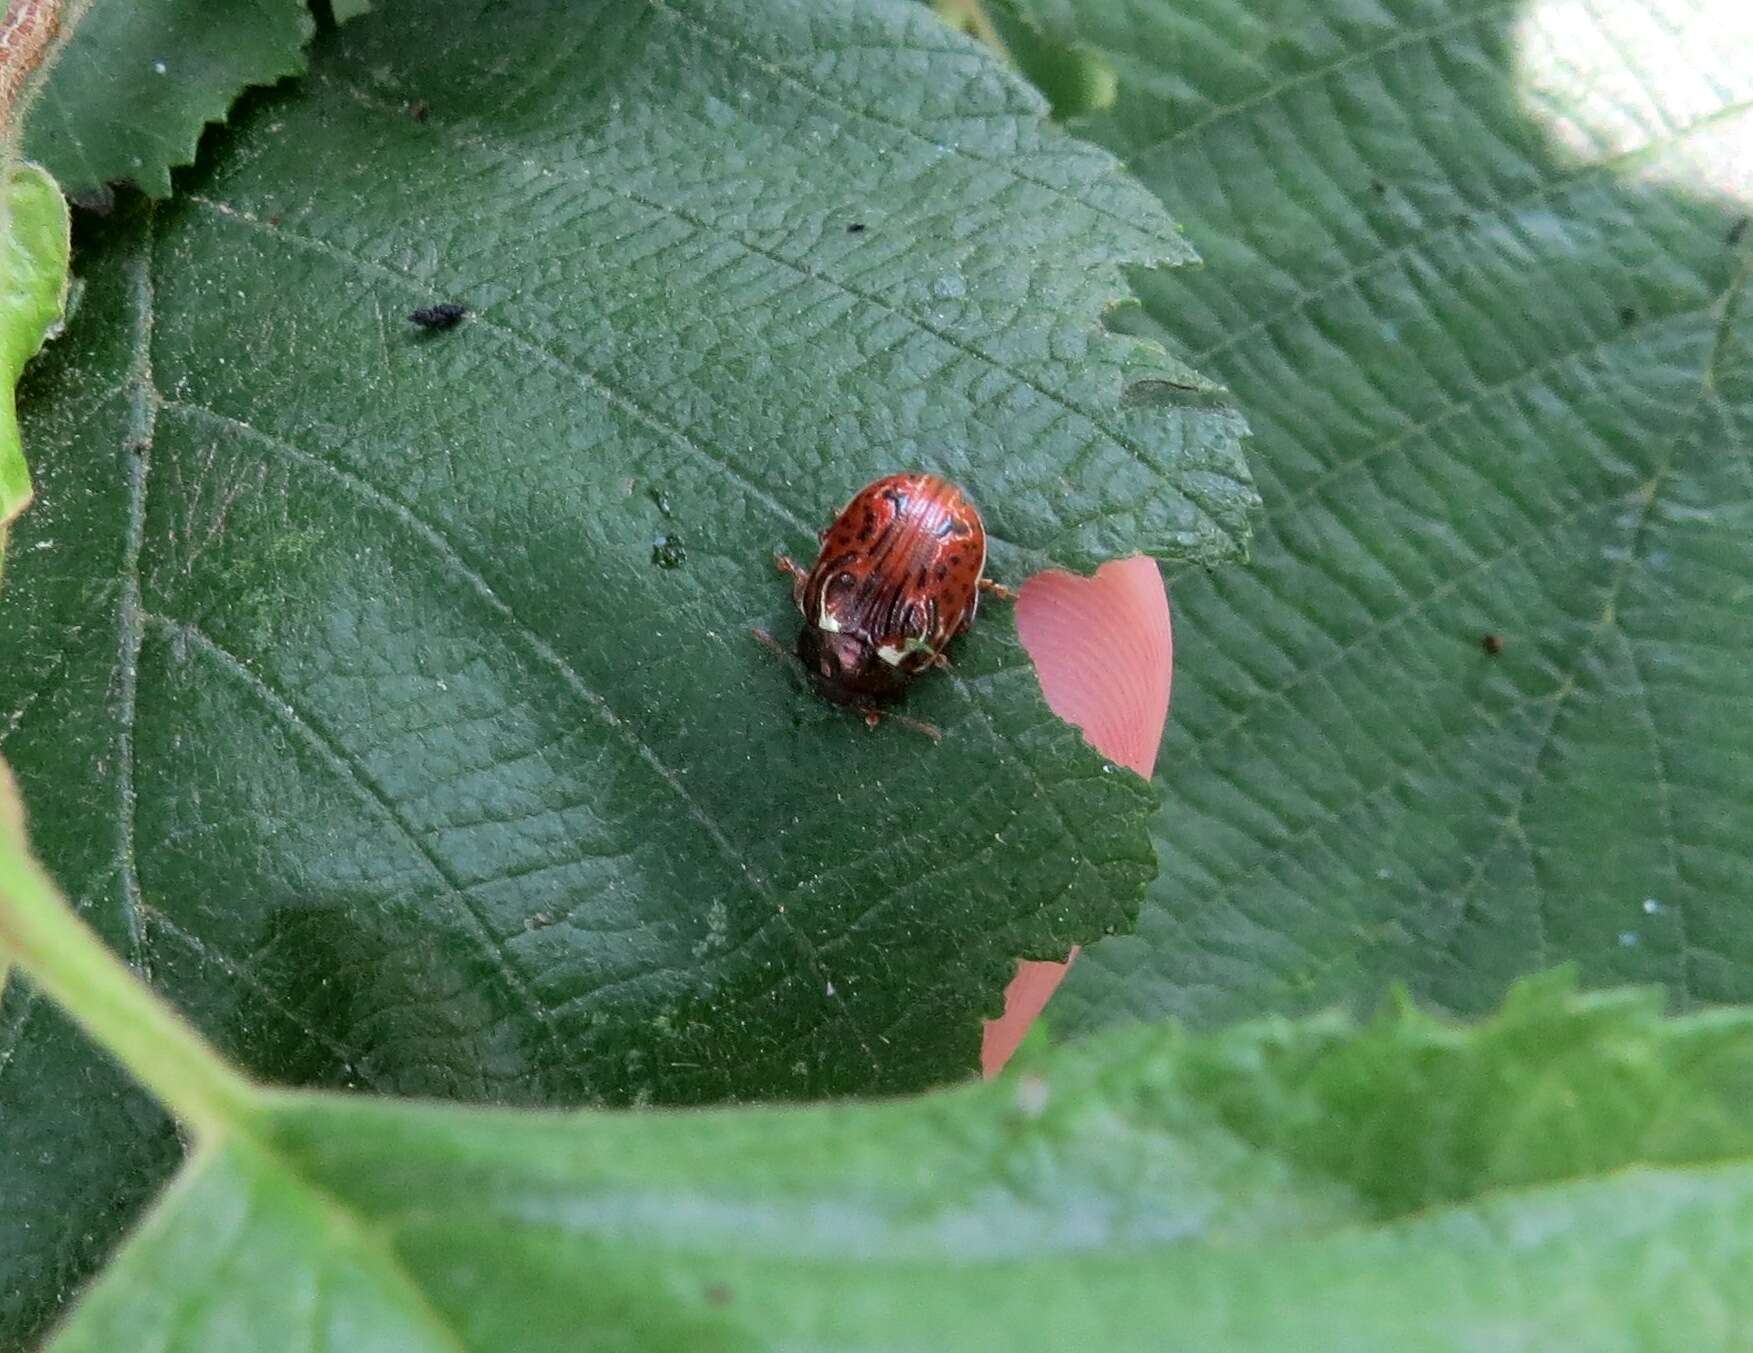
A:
[752, 630, 943, 742]
[860, 705, 944, 743]
[752, 626, 803, 676]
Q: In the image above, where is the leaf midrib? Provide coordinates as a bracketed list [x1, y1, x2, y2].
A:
[114, 215, 156, 969]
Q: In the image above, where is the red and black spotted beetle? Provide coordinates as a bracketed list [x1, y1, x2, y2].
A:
[770, 473, 1013, 730]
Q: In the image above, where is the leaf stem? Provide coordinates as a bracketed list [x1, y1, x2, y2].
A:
[0, 0, 60, 152]
[932, 0, 1011, 62]
[0, 760, 257, 1139]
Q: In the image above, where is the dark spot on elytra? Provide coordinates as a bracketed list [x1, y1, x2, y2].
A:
[936, 565, 948, 582]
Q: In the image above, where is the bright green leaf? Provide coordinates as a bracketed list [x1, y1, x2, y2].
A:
[11, 759, 1750, 1348]
[1007, 0, 1753, 1035]
[21, 0, 361, 199]
[0, 160, 69, 575]
[41, 945, 1753, 1348]
[0, 0, 1252, 1340]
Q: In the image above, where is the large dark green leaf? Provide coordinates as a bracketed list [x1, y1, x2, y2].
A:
[999, 0, 1753, 1034]
[0, 0, 1252, 1341]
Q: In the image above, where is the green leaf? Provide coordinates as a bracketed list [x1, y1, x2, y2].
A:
[10, 760, 1750, 1347]
[0, 161, 69, 574]
[20, 0, 354, 199]
[1002, 0, 1753, 1035]
[37, 923, 1753, 1350]
[0, 0, 1251, 1339]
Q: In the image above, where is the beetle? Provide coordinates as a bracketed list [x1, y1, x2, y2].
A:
[770, 473, 1013, 729]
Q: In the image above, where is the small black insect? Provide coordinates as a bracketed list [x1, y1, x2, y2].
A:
[846, 221, 866, 234]
[409, 302, 468, 330]
[1618, 305, 1639, 327]
[1481, 633, 1504, 656]
[1729, 217, 1750, 247]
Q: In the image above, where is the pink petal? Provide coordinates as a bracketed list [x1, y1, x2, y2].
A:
[981, 556, 1173, 1078]
[1013, 555, 1173, 781]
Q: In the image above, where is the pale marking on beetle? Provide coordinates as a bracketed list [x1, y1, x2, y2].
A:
[878, 636, 938, 667]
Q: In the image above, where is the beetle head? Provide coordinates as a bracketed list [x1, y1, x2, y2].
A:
[796, 624, 907, 705]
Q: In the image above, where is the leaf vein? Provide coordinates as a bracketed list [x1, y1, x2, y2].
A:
[143, 612, 571, 1073]
[160, 400, 882, 1074]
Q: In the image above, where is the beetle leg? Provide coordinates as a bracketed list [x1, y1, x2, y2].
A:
[859, 705, 943, 743]
[774, 552, 810, 606]
[930, 651, 953, 670]
[978, 577, 1017, 602]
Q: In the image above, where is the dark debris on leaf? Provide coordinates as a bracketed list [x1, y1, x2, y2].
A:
[409, 302, 469, 330]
